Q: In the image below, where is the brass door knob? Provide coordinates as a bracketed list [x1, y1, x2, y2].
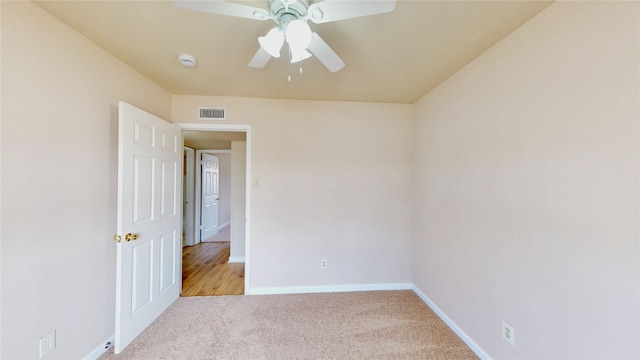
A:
[125, 233, 139, 242]
[113, 235, 122, 243]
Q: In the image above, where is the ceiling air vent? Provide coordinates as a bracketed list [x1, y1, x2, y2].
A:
[198, 107, 227, 120]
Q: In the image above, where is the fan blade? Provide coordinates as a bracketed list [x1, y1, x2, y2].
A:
[308, 32, 345, 73]
[306, 0, 395, 24]
[173, 0, 272, 21]
[249, 47, 272, 68]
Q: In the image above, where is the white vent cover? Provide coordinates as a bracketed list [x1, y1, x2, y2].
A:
[198, 107, 227, 120]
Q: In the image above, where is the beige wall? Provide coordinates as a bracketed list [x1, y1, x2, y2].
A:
[173, 96, 415, 290]
[412, 1, 639, 358]
[218, 152, 232, 228]
[0, 2, 172, 358]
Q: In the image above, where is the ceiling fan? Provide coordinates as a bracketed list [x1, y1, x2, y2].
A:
[174, 0, 396, 73]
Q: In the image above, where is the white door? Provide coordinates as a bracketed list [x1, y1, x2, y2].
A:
[200, 153, 219, 241]
[115, 102, 182, 353]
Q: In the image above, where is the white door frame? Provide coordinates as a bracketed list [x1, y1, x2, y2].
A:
[194, 149, 231, 244]
[177, 123, 251, 294]
[184, 147, 195, 246]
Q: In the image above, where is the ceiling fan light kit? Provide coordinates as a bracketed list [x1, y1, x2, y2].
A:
[258, 27, 285, 58]
[174, 0, 396, 73]
[285, 19, 313, 63]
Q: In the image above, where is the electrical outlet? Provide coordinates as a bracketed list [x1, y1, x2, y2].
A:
[320, 259, 328, 269]
[502, 321, 515, 345]
[39, 330, 56, 359]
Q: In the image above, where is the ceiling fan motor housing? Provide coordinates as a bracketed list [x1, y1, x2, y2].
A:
[269, 0, 310, 27]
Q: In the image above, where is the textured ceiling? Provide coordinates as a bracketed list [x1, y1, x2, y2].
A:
[36, 0, 553, 104]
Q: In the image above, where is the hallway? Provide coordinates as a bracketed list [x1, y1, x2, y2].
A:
[181, 240, 244, 296]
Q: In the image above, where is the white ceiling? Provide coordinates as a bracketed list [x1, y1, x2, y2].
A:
[35, 0, 552, 104]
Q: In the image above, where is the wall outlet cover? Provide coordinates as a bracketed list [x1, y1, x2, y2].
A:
[502, 321, 515, 346]
[39, 330, 56, 359]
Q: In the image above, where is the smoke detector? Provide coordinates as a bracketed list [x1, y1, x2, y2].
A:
[178, 53, 197, 67]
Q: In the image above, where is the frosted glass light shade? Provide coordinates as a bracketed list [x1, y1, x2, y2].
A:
[258, 27, 284, 58]
[286, 20, 313, 64]
[290, 49, 312, 63]
[286, 20, 312, 50]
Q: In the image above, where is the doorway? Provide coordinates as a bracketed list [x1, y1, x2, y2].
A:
[179, 124, 251, 296]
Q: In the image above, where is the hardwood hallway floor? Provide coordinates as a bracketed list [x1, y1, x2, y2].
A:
[181, 242, 244, 296]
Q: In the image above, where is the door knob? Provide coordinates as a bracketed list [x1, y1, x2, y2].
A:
[113, 235, 122, 243]
[125, 233, 139, 242]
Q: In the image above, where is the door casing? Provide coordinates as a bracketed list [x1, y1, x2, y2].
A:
[184, 147, 195, 246]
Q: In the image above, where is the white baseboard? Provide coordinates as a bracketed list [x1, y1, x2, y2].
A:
[83, 334, 114, 360]
[412, 285, 492, 360]
[218, 222, 230, 230]
[248, 283, 413, 295]
[228, 256, 245, 263]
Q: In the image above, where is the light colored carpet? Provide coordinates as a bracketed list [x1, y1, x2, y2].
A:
[99, 291, 477, 359]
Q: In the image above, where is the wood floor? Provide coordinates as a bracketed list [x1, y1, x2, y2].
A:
[181, 241, 244, 296]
